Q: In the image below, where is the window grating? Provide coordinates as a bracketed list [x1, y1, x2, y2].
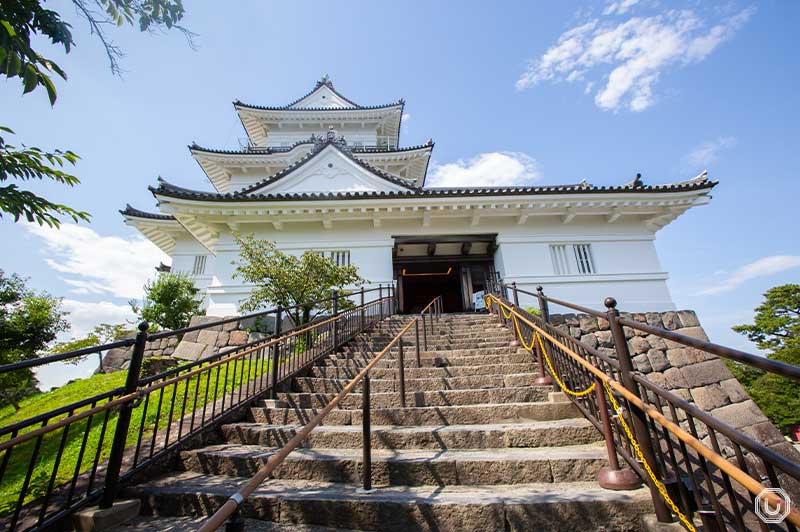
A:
[192, 255, 207, 275]
[549, 244, 595, 275]
[319, 250, 351, 267]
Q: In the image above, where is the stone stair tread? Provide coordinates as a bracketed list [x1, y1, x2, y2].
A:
[111, 516, 366, 532]
[185, 442, 607, 462]
[131, 471, 651, 505]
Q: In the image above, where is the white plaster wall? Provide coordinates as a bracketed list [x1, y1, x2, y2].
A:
[266, 127, 378, 148]
[193, 212, 675, 316]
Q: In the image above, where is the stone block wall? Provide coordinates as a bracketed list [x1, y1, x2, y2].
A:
[550, 309, 800, 484]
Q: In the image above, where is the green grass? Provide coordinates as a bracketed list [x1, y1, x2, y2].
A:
[0, 357, 270, 516]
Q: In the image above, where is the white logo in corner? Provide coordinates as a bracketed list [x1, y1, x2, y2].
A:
[755, 487, 792, 524]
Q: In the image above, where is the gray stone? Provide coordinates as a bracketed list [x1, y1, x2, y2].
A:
[73, 499, 141, 531]
[216, 331, 230, 347]
[564, 314, 579, 327]
[645, 312, 663, 328]
[228, 330, 249, 345]
[645, 334, 667, 350]
[594, 330, 613, 347]
[711, 400, 767, 429]
[596, 316, 610, 330]
[742, 421, 785, 446]
[663, 367, 688, 389]
[690, 384, 730, 410]
[632, 353, 652, 373]
[720, 378, 749, 402]
[646, 349, 669, 372]
[676, 310, 700, 328]
[196, 329, 219, 346]
[661, 311, 680, 330]
[680, 359, 732, 388]
[622, 326, 636, 339]
[172, 340, 208, 361]
[578, 314, 598, 333]
[222, 316, 239, 332]
[579, 334, 598, 349]
[628, 336, 651, 354]
[569, 326, 582, 338]
[664, 326, 709, 349]
[665, 347, 710, 368]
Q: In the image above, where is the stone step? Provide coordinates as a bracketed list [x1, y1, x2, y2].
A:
[249, 400, 579, 427]
[274, 386, 549, 409]
[323, 352, 533, 369]
[126, 472, 653, 532]
[340, 345, 528, 358]
[180, 444, 608, 485]
[222, 418, 601, 450]
[309, 363, 537, 380]
[355, 339, 516, 349]
[111, 516, 366, 532]
[292, 373, 538, 393]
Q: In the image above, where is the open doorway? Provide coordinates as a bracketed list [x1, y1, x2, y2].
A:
[393, 234, 497, 314]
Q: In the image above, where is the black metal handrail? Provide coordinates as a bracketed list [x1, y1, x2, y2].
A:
[488, 283, 800, 531]
[197, 294, 443, 532]
[0, 284, 396, 532]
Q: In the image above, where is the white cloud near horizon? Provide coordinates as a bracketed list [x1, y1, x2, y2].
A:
[516, 5, 754, 112]
[61, 299, 137, 339]
[427, 152, 541, 188]
[686, 136, 736, 167]
[25, 223, 169, 300]
[700, 255, 800, 295]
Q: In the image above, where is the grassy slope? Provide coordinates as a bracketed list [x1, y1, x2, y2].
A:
[0, 360, 268, 514]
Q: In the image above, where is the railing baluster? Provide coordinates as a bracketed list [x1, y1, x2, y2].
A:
[398, 333, 406, 408]
[361, 372, 372, 492]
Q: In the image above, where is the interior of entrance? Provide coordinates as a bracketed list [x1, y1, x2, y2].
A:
[393, 234, 497, 314]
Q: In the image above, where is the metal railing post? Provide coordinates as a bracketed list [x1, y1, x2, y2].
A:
[360, 287, 365, 331]
[100, 321, 148, 508]
[398, 334, 406, 408]
[378, 284, 384, 321]
[331, 289, 339, 347]
[415, 319, 421, 367]
[269, 305, 283, 400]
[361, 373, 373, 492]
[536, 285, 550, 323]
[421, 311, 428, 351]
[509, 284, 521, 347]
[606, 297, 672, 523]
[512, 282, 520, 307]
[595, 376, 640, 490]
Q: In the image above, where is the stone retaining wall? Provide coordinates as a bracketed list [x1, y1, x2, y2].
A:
[550, 309, 800, 485]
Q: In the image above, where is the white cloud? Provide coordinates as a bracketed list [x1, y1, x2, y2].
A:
[61, 299, 136, 338]
[25, 223, 169, 300]
[686, 136, 736, 166]
[700, 255, 800, 295]
[603, 0, 641, 16]
[517, 6, 754, 112]
[427, 152, 541, 188]
[401, 113, 411, 122]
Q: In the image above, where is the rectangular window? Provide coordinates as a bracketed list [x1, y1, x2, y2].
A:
[550, 244, 595, 275]
[192, 255, 207, 275]
[319, 250, 350, 267]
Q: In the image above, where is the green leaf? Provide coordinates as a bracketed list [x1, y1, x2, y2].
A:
[41, 75, 57, 105]
[22, 65, 38, 94]
[0, 20, 17, 38]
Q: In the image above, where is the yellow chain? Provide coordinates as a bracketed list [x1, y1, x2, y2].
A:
[532, 325, 596, 397]
[602, 380, 697, 532]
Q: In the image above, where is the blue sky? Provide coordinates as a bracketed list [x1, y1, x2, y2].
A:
[2, 0, 798, 388]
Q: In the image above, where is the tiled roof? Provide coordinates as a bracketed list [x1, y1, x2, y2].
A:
[233, 140, 421, 194]
[233, 99, 404, 112]
[150, 173, 717, 203]
[189, 139, 433, 157]
[120, 204, 175, 220]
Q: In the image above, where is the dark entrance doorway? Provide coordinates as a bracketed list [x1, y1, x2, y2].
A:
[393, 234, 497, 314]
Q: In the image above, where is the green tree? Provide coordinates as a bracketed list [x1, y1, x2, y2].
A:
[233, 234, 366, 326]
[0, 270, 69, 410]
[729, 284, 800, 433]
[51, 323, 132, 371]
[130, 272, 201, 330]
[0, 0, 193, 227]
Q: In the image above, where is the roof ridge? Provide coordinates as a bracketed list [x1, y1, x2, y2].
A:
[120, 204, 176, 220]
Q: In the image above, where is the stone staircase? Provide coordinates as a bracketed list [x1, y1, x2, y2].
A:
[117, 314, 653, 531]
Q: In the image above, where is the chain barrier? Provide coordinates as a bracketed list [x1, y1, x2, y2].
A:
[487, 293, 696, 531]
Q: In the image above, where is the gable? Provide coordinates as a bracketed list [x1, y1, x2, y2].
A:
[249, 145, 412, 195]
[289, 85, 356, 109]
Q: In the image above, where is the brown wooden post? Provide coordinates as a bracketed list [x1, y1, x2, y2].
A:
[605, 297, 671, 522]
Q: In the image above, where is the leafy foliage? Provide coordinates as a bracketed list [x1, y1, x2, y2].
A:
[729, 284, 800, 432]
[0, 0, 193, 227]
[130, 272, 201, 330]
[0, 126, 89, 227]
[0, 270, 69, 410]
[233, 234, 366, 326]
